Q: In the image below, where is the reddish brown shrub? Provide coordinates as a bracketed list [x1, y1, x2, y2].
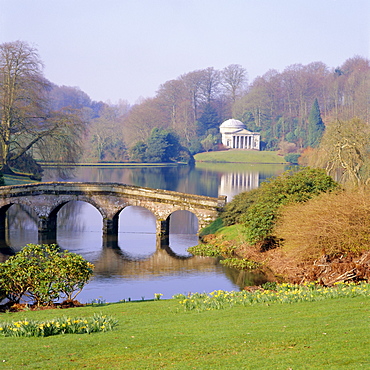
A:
[274, 189, 370, 262]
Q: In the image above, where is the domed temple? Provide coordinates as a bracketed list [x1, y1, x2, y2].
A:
[220, 119, 260, 150]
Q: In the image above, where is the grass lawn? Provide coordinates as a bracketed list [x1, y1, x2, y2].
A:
[194, 150, 287, 164]
[0, 296, 368, 369]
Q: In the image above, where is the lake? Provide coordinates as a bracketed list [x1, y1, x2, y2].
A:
[2, 163, 288, 303]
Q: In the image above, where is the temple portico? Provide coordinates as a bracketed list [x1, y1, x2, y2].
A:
[220, 119, 260, 150]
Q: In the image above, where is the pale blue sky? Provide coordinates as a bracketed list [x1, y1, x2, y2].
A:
[1, 0, 369, 104]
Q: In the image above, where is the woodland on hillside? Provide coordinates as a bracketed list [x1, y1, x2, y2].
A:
[56, 55, 370, 163]
[1, 40, 370, 178]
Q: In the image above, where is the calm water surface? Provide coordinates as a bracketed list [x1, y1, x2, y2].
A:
[3, 163, 287, 303]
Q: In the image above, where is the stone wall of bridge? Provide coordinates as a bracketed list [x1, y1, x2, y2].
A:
[0, 182, 226, 246]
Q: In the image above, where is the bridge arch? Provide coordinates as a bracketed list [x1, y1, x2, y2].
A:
[167, 210, 198, 234]
[119, 206, 156, 234]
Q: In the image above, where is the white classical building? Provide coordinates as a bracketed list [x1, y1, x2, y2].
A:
[220, 119, 260, 150]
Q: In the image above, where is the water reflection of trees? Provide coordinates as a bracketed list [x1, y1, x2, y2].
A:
[222, 265, 269, 288]
[92, 245, 220, 278]
[129, 166, 186, 191]
[170, 211, 198, 234]
[7, 204, 38, 230]
[57, 201, 98, 232]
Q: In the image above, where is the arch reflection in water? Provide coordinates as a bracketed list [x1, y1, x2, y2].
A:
[118, 206, 157, 257]
[56, 201, 103, 262]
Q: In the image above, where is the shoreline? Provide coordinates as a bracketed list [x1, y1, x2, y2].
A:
[38, 161, 186, 167]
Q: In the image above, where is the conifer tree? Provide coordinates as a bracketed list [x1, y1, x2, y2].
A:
[307, 99, 325, 147]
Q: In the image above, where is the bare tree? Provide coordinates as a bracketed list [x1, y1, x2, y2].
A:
[0, 41, 85, 177]
[221, 64, 248, 103]
[181, 70, 204, 122]
[87, 105, 126, 161]
[317, 118, 370, 186]
[200, 67, 221, 104]
[122, 97, 166, 145]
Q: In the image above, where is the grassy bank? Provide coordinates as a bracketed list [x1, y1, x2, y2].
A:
[194, 150, 287, 164]
[0, 294, 368, 368]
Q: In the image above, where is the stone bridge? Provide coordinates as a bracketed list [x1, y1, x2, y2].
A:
[0, 182, 226, 246]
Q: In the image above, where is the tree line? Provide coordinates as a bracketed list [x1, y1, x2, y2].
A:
[1, 40, 369, 180]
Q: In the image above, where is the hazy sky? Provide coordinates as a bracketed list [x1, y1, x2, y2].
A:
[1, 0, 369, 105]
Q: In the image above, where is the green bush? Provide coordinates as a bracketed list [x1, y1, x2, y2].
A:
[242, 167, 339, 244]
[0, 244, 94, 306]
[220, 188, 259, 226]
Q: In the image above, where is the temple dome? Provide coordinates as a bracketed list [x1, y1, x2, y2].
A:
[220, 119, 246, 130]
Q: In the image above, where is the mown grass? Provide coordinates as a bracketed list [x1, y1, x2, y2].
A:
[195, 150, 287, 164]
[0, 294, 368, 369]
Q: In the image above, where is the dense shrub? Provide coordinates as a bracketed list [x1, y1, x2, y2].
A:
[275, 189, 370, 261]
[0, 244, 94, 306]
[242, 167, 339, 244]
[220, 188, 259, 226]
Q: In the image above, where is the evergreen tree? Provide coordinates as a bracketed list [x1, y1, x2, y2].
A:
[129, 141, 147, 162]
[307, 99, 325, 147]
[146, 128, 181, 162]
[196, 104, 221, 136]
